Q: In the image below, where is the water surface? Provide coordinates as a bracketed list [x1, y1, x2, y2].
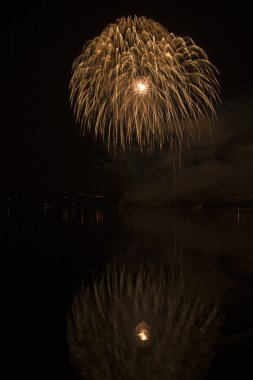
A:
[4, 205, 253, 379]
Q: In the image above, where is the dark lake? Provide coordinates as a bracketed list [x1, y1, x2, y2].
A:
[4, 205, 253, 379]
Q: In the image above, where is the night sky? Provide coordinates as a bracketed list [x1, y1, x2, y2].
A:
[4, 1, 253, 198]
[3, 4, 253, 378]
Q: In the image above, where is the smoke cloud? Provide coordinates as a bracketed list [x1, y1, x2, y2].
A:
[122, 94, 253, 206]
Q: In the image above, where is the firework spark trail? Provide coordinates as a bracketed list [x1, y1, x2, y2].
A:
[67, 265, 220, 379]
[70, 16, 220, 150]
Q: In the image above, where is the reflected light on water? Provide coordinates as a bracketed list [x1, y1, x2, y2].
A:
[63, 208, 69, 224]
[67, 265, 220, 380]
[93, 209, 104, 224]
[71, 206, 76, 220]
[135, 322, 150, 347]
[81, 208, 84, 225]
[61, 207, 104, 225]
[138, 330, 148, 341]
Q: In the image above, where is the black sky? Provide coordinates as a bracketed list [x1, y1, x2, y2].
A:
[4, 0, 253, 197]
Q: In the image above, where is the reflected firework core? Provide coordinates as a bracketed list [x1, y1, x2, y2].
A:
[137, 329, 148, 340]
[135, 322, 150, 347]
[70, 16, 220, 150]
[67, 265, 221, 379]
[137, 331, 148, 340]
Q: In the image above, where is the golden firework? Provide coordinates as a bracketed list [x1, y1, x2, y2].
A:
[70, 16, 220, 150]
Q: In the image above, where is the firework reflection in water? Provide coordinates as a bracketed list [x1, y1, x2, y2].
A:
[67, 264, 220, 379]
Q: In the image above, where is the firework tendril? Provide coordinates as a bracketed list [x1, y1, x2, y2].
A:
[70, 16, 220, 150]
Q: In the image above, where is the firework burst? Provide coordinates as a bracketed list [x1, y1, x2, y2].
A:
[70, 16, 220, 150]
[67, 265, 220, 379]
